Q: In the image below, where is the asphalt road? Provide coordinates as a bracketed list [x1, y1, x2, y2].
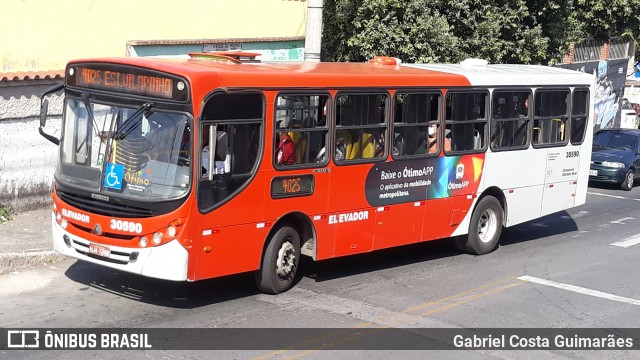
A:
[2, 182, 640, 359]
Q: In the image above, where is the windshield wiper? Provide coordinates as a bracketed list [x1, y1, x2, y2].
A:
[81, 94, 101, 137]
[111, 102, 155, 140]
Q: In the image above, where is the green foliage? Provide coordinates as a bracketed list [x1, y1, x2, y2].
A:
[527, 0, 581, 62]
[351, 0, 461, 63]
[322, 0, 640, 65]
[444, 0, 548, 64]
[0, 205, 11, 223]
[575, 0, 640, 42]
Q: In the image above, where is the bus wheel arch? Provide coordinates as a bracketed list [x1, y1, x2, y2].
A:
[456, 187, 506, 255]
[255, 212, 315, 294]
[479, 187, 507, 226]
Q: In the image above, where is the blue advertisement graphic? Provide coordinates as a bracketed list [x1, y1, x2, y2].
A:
[103, 163, 124, 190]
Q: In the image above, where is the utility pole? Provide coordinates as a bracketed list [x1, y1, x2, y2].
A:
[304, 0, 323, 62]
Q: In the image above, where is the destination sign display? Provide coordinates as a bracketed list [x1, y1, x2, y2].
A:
[67, 64, 188, 101]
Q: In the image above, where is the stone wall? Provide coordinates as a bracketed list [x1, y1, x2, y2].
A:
[0, 81, 63, 212]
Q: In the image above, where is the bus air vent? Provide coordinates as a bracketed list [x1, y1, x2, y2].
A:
[57, 191, 153, 218]
[188, 51, 262, 63]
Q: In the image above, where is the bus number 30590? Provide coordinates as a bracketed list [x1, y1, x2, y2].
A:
[110, 219, 143, 234]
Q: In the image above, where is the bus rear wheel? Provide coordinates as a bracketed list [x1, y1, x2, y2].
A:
[456, 196, 503, 255]
[255, 224, 301, 294]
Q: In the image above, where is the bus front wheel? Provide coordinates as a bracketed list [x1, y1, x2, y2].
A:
[255, 224, 301, 294]
[456, 196, 503, 255]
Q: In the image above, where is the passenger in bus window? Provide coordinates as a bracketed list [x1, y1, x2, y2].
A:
[426, 123, 451, 153]
[276, 122, 295, 165]
[375, 132, 385, 157]
[334, 135, 346, 161]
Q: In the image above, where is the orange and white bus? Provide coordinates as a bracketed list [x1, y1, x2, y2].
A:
[39, 53, 595, 294]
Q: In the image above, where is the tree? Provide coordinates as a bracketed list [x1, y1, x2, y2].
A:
[322, 0, 640, 65]
[574, 0, 640, 44]
[527, 0, 581, 62]
[323, 0, 548, 64]
[323, 0, 461, 63]
[443, 0, 548, 64]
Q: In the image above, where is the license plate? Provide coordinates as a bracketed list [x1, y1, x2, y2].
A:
[589, 169, 598, 176]
[89, 243, 110, 258]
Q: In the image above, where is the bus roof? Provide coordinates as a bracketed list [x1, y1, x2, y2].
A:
[68, 56, 594, 90]
[405, 63, 595, 87]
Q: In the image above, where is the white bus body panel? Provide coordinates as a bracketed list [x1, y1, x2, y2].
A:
[405, 63, 596, 230]
[482, 150, 546, 226]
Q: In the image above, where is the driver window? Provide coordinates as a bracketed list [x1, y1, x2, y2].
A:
[198, 93, 264, 211]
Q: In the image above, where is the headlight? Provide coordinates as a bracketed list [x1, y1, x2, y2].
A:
[602, 161, 625, 168]
[166, 226, 177, 237]
[153, 232, 163, 245]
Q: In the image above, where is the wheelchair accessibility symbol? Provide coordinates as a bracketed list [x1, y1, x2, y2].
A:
[103, 163, 124, 190]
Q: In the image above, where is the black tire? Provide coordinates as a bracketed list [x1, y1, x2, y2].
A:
[621, 169, 634, 191]
[455, 196, 503, 255]
[255, 224, 301, 294]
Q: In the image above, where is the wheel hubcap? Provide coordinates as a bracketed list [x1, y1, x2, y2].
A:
[627, 173, 633, 188]
[477, 208, 498, 243]
[276, 241, 296, 278]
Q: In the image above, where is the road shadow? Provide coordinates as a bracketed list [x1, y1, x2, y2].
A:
[64, 211, 578, 305]
[64, 261, 259, 308]
[498, 210, 579, 246]
[303, 238, 458, 283]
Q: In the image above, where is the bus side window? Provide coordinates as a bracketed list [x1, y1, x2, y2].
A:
[393, 92, 441, 158]
[334, 93, 387, 162]
[533, 89, 569, 147]
[570, 89, 589, 145]
[274, 94, 329, 167]
[445, 91, 487, 153]
[490, 90, 530, 151]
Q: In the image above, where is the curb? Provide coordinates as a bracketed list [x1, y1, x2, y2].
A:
[0, 250, 67, 274]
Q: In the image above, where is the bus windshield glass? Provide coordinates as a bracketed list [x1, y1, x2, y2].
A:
[56, 97, 191, 201]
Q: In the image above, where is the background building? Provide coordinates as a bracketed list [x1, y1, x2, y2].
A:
[0, 0, 309, 212]
[1, 0, 307, 72]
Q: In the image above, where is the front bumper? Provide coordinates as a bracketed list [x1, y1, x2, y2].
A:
[589, 166, 627, 184]
[52, 213, 188, 281]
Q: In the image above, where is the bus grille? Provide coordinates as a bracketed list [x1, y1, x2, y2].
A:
[58, 191, 153, 218]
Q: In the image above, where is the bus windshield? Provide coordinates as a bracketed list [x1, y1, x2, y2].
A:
[56, 97, 191, 201]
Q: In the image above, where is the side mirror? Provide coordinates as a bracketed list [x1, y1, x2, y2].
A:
[38, 83, 64, 145]
[40, 99, 49, 128]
